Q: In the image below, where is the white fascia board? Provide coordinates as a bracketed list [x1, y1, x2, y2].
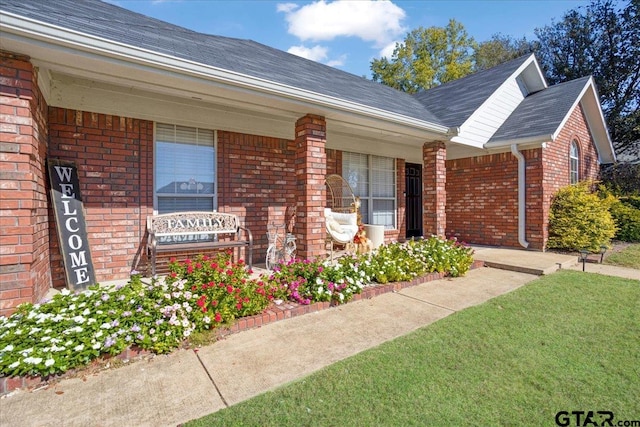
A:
[550, 79, 591, 141]
[550, 78, 616, 163]
[0, 11, 449, 136]
[484, 134, 554, 150]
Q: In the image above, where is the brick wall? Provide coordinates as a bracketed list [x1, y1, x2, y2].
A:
[446, 152, 520, 247]
[0, 52, 52, 317]
[218, 131, 298, 261]
[294, 115, 327, 258]
[536, 104, 600, 248]
[446, 104, 601, 250]
[47, 109, 154, 286]
[423, 141, 447, 237]
[47, 109, 307, 277]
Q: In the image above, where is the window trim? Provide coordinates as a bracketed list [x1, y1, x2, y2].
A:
[153, 123, 218, 214]
[569, 140, 580, 185]
[342, 151, 397, 229]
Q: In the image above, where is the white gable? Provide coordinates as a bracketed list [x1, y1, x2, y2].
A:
[450, 55, 547, 148]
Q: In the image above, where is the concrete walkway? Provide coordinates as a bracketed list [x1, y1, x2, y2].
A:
[1, 250, 637, 427]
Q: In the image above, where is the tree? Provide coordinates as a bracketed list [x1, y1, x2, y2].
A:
[474, 34, 538, 71]
[535, 0, 639, 157]
[370, 19, 476, 93]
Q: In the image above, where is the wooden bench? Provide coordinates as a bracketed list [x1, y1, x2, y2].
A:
[147, 211, 253, 276]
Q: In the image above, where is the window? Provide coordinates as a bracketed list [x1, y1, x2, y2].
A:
[342, 152, 396, 229]
[155, 123, 216, 214]
[570, 140, 579, 184]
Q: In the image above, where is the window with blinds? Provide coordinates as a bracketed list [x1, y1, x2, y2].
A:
[343, 152, 396, 229]
[155, 123, 216, 214]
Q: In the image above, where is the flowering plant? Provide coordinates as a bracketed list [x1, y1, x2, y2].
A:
[0, 252, 272, 377]
[0, 237, 473, 378]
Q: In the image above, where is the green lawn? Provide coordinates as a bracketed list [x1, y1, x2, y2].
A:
[186, 270, 639, 426]
[605, 243, 640, 269]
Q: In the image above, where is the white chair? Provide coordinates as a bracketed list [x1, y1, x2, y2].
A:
[324, 208, 358, 260]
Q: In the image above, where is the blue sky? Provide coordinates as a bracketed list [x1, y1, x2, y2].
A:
[108, 0, 591, 78]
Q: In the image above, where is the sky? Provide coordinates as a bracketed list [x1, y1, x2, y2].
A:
[107, 0, 593, 78]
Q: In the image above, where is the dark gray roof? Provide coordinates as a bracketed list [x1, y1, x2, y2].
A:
[1, 0, 444, 126]
[490, 76, 591, 143]
[413, 55, 533, 127]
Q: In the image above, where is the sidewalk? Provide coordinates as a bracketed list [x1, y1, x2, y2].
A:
[1, 250, 637, 427]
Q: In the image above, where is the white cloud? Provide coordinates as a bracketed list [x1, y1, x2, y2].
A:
[326, 54, 347, 67]
[378, 40, 399, 59]
[287, 45, 330, 62]
[278, 0, 406, 47]
[276, 3, 299, 13]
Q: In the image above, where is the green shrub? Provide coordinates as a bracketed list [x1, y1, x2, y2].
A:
[610, 201, 640, 242]
[621, 195, 640, 210]
[547, 182, 616, 252]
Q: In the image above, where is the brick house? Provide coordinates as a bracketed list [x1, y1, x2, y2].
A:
[0, 0, 615, 316]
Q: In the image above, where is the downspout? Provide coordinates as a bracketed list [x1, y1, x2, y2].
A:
[510, 144, 530, 249]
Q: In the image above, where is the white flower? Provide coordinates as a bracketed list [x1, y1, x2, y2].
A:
[60, 288, 70, 296]
[82, 308, 91, 316]
[45, 358, 55, 367]
[100, 322, 111, 329]
[41, 336, 51, 342]
[92, 342, 101, 350]
[8, 361, 19, 369]
[2, 344, 14, 352]
[95, 330, 104, 338]
[24, 357, 43, 365]
[73, 315, 85, 323]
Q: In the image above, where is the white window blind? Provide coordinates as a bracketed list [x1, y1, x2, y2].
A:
[343, 152, 396, 229]
[155, 123, 216, 214]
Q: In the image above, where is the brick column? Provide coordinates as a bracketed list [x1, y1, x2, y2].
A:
[294, 115, 326, 259]
[0, 51, 52, 317]
[423, 141, 447, 237]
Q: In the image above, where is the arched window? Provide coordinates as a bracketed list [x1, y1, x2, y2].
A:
[569, 140, 579, 184]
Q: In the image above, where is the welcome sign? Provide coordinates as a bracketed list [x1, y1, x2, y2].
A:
[48, 159, 96, 291]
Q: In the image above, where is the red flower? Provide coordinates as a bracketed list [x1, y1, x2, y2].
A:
[226, 285, 233, 293]
[214, 312, 222, 322]
[187, 265, 193, 274]
[210, 262, 218, 269]
[211, 300, 218, 307]
[170, 272, 177, 278]
[196, 263, 202, 269]
[170, 257, 176, 263]
[196, 296, 208, 312]
[236, 302, 243, 310]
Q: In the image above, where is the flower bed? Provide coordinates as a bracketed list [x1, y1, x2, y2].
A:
[0, 236, 474, 390]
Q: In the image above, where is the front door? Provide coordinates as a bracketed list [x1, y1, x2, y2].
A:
[405, 163, 422, 238]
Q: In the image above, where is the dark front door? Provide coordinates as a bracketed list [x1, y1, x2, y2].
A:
[405, 163, 422, 238]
